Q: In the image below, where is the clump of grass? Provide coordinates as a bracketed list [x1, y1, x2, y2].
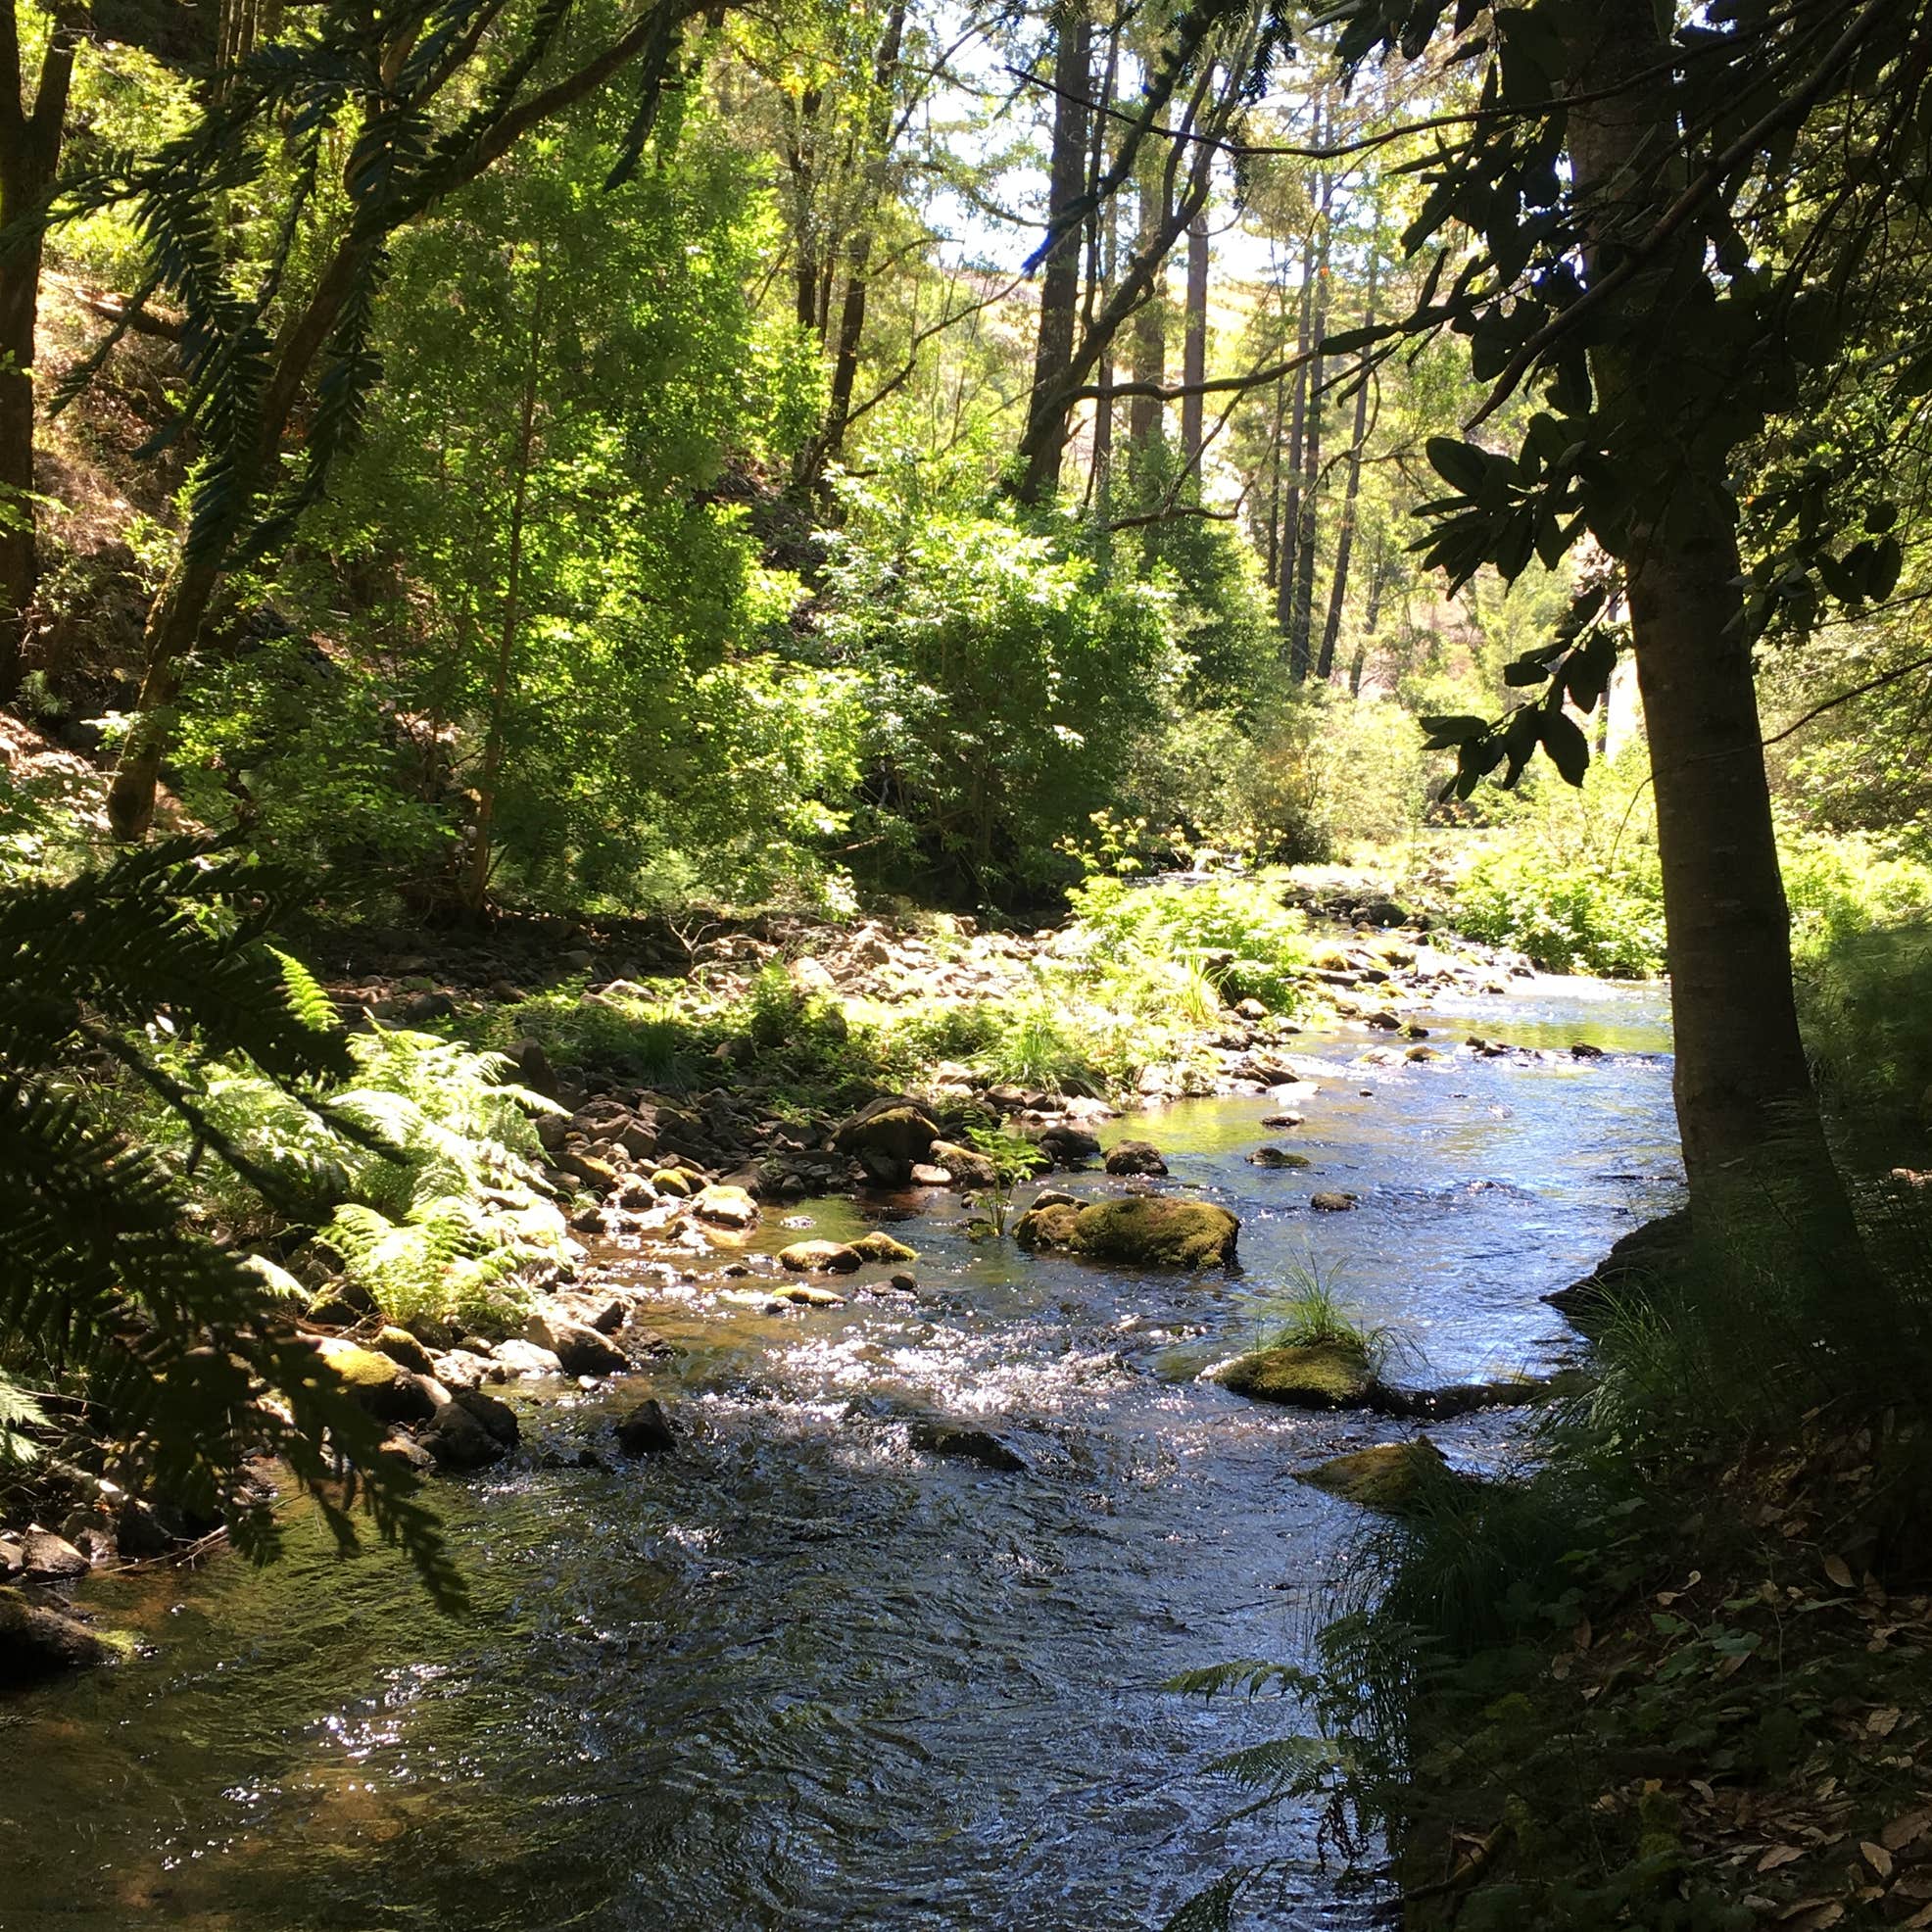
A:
[1254, 1258, 1401, 1375]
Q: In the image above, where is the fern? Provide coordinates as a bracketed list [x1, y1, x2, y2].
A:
[0, 840, 461, 1604]
[0, 1372, 47, 1468]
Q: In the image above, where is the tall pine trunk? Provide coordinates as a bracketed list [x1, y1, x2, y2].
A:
[1126, 148, 1168, 464]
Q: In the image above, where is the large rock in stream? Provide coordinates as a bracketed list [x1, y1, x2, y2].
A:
[1297, 1438, 1455, 1514]
[833, 1096, 941, 1182]
[1014, 1195, 1238, 1268]
[0, 1586, 121, 1681]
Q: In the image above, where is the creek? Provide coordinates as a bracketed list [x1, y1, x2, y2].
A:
[0, 976, 1677, 1932]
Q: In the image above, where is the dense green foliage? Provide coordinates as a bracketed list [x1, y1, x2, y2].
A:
[0, 840, 459, 1595]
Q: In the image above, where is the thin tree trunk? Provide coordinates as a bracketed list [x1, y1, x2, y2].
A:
[1126, 144, 1168, 460]
[1317, 230, 1377, 682]
[808, 0, 906, 486]
[1084, 16, 1119, 507]
[0, 1, 76, 704]
[1179, 210, 1209, 467]
[460, 286, 544, 918]
[1347, 542, 1385, 696]
[1562, 0, 1845, 1212]
[1018, 0, 1091, 501]
[1275, 237, 1313, 649]
[1288, 165, 1331, 682]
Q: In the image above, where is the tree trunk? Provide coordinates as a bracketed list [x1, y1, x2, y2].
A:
[1018, 0, 1091, 502]
[1275, 237, 1313, 650]
[1317, 233, 1377, 681]
[0, 3, 77, 704]
[1126, 147, 1168, 461]
[1347, 542, 1385, 696]
[1563, 0, 1844, 1212]
[1287, 169, 1331, 682]
[1085, 17, 1119, 508]
[1179, 210, 1209, 467]
[460, 288, 544, 919]
[807, 0, 907, 488]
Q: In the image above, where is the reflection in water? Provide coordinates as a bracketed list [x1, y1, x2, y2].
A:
[0, 980, 1676, 1932]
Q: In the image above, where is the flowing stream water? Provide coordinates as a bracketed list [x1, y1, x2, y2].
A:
[2, 976, 1678, 1932]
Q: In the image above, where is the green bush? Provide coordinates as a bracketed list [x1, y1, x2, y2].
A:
[1065, 871, 1313, 1012]
[1452, 845, 1668, 976]
[1797, 921, 1932, 1152]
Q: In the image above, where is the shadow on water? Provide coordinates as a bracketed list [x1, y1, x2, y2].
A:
[0, 978, 1677, 1932]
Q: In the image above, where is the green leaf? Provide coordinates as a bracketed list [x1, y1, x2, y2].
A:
[1425, 435, 1496, 498]
[1540, 709, 1590, 787]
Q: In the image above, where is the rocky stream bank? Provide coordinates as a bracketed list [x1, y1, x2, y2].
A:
[1, 880, 1640, 1683]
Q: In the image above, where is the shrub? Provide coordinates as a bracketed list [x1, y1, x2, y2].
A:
[1065, 870, 1313, 1012]
[1452, 845, 1667, 976]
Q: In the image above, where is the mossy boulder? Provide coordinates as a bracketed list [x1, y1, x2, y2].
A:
[1248, 1145, 1310, 1169]
[779, 1239, 862, 1274]
[851, 1230, 917, 1264]
[1218, 1340, 1376, 1408]
[1013, 1201, 1082, 1249]
[1298, 1437, 1450, 1513]
[372, 1325, 437, 1376]
[314, 1337, 442, 1424]
[1017, 1194, 1238, 1268]
[833, 1096, 941, 1165]
[0, 1586, 121, 1681]
[927, 1139, 997, 1188]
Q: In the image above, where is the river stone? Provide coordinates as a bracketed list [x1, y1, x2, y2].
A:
[371, 1326, 438, 1376]
[851, 1231, 917, 1264]
[907, 1416, 1027, 1472]
[1219, 1342, 1376, 1409]
[833, 1096, 940, 1167]
[453, 1386, 520, 1449]
[780, 1239, 862, 1274]
[1249, 1146, 1310, 1169]
[692, 1183, 759, 1229]
[494, 1337, 564, 1377]
[0, 1587, 119, 1681]
[315, 1338, 442, 1424]
[909, 1162, 951, 1187]
[1017, 1196, 1239, 1269]
[379, 1430, 437, 1473]
[1298, 1437, 1451, 1514]
[775, 1282, 845, 1307]
[1035, 1123, 1101, 1168]
[526, 1313, 629, 1377]
[421, 1399, 507, 1471]
[927, 1139, 997, 1188]
[21, 1529, 89, 1580]
[1104, 1139, 1168, 1177]
[615, 1396, 677, 1457]
[1029, 1188, 1078, 1210]
[651, 1168, 694, 1198]
[1310, 1191, 1359, 1212]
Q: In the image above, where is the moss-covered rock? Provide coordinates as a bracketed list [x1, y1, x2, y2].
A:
[692, 1183, 759, 1229]
[927, 1139, 997, 1188]
[779, 1239, 861, 1274]
[1298, 1437, 1450, 1513]
[851, 1230, 917, 1264]
[372, 1325, 437, 1375]
[833, 1097, 940, 1164]
[314, 1337, 440, 1424]
[0, 1586, 120, 1681]
[1012, 1201, 1083, 1250]
[1018, 1194, 1239, 1268]
[1218, 1340, 1376, 1408]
